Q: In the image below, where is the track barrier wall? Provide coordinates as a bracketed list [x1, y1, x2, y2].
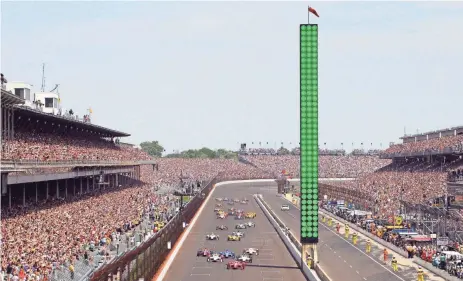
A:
[255, 194, 330, 281]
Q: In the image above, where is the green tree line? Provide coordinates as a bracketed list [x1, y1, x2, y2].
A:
[139, 141, 237, 159]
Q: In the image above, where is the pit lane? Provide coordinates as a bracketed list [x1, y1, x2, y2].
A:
[163, 183, 307, 281]
[259, 187, 437, 281]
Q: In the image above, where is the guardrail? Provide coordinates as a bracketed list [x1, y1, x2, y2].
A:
[319, 209, 460, 281]
[254, 194, 328, 281]
[1, 159, 156, 167]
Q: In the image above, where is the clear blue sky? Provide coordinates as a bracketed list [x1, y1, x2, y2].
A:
[2, 1, 462, 153]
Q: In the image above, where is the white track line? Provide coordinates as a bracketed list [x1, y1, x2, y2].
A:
[155, 186, 216, 281]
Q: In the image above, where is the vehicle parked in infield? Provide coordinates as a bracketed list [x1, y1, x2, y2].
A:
[281, 204, 290, 211]
[243, 248, 259, 255]
[237, 254, 253, 263]
[235, 223, 247, 229]
[197, 248, 213, 257]
[206, 233, 220, 240]
[227, 234, 241, 241]
[219, 250, 236, 258]
[227, 260, 246, 270]
[207, 253, 224, 262]
[232, 231, 245, 238]
[216, 225, 228, 230]
[245, 212, 257, 219]
[245, 221, 256, 228]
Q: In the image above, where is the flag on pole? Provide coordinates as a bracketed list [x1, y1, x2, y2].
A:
[308, 6, 320, 17]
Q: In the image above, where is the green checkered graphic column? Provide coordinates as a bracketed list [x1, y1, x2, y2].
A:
[300, 24, 319, 244]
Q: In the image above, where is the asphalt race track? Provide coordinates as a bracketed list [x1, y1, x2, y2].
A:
[259, 187, 442, 281]
[163, 183, 307, 281]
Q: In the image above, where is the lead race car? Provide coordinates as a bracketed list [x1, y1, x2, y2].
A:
[216, 225, 228, 230]
[237, 254, 253, 263]
[226, 260, 246, 270]
[206, 233, 220, 240]
[219, 249, 236, 259]
[207, 253, 224, 262]
[243, 248, 259, 255]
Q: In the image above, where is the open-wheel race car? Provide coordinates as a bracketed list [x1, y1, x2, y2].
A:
[240, 200, 248, 204]
[245, 212, 257, 219]
[216, 225, 228, 230]
[197, 248, 212, 257]
[219, 249, 236, 259]
[235, 223, 247, 229]
[232, 231, 245, 238]
[243, 248, 259, 255]
[215, 203, 222, 207]
[237, 254, 253, 263]
[235, 214, 244, 220]
[206, 233, 220, 240]
[217, 213, 227, 219]
[227, 260, 246, 270]
[233, 198, 240, 203]
[245, 221, 256, 228]
[227, 201, 235, 206]
[207, 253, 224, 262]
[215, 198, 223, 202]
[227, 234, 241, 241]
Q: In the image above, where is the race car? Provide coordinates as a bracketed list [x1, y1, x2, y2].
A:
[235, 223, 247, 229]
[197, 248, 212, 257]
[228, 210, 236, 216]
[243, 248, 259, 255]
[245, 212, 257, 219]
[227, 260, 246, 270]
[223, 198, 229, 201]
[237, 254, 253, 263]
[214, 208, 223, 212]
[215, 203, 222, 207]
[219, 250, 236, 259]
[233, 198, 240, 203]
[245, 221, 256, 228]
[235, 214, 244, 220]
[232, 231, 245, 238]
[207, 253, 224, 262]
[206, 233, 220, 240]
[240, 200, 248, 204]
[227, 201, 235, 205]
[242, 198, 249, 202]
[216, 225, 228, 230]
[227, 234, 241, 241]
[217, 213, 227, 219]
[216, 198, 223, 202]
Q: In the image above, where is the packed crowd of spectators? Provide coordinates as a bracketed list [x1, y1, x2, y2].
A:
[384, 134, 463, 155]
[244, 155, 391, 178]
[322, 158, 463, 218]
[1, 130, 151, 162]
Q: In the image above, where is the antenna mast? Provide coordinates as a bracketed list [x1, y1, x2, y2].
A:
[41, 63, 46, 92]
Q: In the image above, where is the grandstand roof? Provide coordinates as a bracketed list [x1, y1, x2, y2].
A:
[400, 125, 463, 139]
[1, 88, 25, 106]
[14, 106, 130, 137]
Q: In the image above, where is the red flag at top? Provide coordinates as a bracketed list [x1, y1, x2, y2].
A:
[308, 6, 320, 17]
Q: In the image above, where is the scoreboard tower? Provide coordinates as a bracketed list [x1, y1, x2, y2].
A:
[299, 23, 319, 264]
